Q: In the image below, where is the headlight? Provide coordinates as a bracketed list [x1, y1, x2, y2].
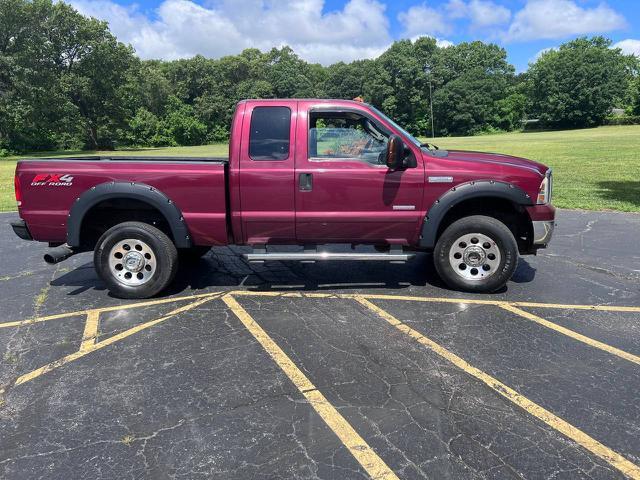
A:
[537, 169, 552, 204]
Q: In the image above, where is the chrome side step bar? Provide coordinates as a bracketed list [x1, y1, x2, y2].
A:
[244, 247, 415, 264]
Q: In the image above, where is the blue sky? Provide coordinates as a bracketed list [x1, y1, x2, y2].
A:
[69, 0, 640, 71]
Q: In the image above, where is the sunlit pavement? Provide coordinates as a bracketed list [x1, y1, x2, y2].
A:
[1, 209, 639, 479]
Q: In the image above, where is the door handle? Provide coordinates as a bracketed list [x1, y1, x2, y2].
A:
[299, 173, 313, 191]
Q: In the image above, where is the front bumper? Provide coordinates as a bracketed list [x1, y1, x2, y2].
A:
[525, 204, 556, 249]
[532, 220, 555, 246]
[11, 219, 33, 241]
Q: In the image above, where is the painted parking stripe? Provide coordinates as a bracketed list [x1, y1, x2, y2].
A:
[12, 295, 218, 387]
[354, 296, 640, 480]
[232, 291, 640, 313]
[500, 303, 640, 366]
[79, 310, 100, 352]
[511, 301, 640, 313]
[3, 290, 639, 330]
[222, 294, 399, 480]
[0, 291, 221, 329]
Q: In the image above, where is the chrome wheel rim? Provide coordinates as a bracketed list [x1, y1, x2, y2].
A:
[449, 233, 501, 281]
[108, 239, 156, 286]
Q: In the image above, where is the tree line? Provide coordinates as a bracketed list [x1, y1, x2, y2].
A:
[1, 0, 639, 155]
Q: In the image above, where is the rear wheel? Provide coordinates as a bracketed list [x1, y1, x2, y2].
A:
[433, 215, 518, 293]
[94, 221, 178, 299]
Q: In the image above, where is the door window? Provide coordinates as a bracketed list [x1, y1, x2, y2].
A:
[249, 106, 291, 160]
[308, 112, 388, 165]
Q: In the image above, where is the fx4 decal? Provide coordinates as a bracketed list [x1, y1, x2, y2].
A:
[31, 173, 74, 187]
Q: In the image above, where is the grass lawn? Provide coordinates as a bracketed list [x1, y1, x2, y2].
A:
[1, 125, 639, 212]
[428, 125, 640, 212]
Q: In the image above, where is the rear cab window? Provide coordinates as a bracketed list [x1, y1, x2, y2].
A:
[249, 106, 291, 161]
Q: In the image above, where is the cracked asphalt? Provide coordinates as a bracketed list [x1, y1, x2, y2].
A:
[0, 209, 639, 480]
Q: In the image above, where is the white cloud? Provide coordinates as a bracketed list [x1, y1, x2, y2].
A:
[398, 3, 451, 37]
[407, 34, 455, 49]
[505, 0, 627, 42]
[436, 39, 454, 48]
[446, 0, 511, 28]
[68, 0, 392, 65]
[529, 46, 555, 64]
[613, 39, 640, 57]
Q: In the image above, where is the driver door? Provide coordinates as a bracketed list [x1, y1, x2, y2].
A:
[294, 105, 425, 244]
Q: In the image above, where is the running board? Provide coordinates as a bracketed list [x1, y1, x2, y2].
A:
[244, 251, 415, 263]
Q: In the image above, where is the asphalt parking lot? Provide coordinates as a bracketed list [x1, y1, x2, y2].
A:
[0, 209, 639, 480]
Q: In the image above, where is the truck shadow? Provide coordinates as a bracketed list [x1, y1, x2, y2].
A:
[50, 248, 536, 297]
[166, 251, 440, 295]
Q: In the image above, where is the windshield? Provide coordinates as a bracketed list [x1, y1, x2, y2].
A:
[369, 106, 422, 148]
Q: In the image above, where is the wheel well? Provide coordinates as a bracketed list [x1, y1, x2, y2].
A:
[436, 197, 533, 254]
[79, 198, 173, 249]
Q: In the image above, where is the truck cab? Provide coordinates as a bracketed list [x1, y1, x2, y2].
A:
[12, 99, 555, 298]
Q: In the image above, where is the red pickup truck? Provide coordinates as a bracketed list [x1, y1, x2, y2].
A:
[12, 99, 555, 298]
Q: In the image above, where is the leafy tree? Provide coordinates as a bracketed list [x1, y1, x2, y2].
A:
[364, 39, 437, 135]
[0, 0, 137, 150]
[126, 108, 174, 147]
[266, 47, 320, 98]
[433, 69, 510, 135]
[491, 92, 527, 131]
[323, 60, 374, 99]
[632, 78, 640, 116]
[2, 1, 637, 152]
[164, 96, 207, 146]
[527, 37, 631, 128]
[429, 41, 515, 135]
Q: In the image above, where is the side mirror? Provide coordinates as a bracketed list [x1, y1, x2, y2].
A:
[385, 134, 404, 170]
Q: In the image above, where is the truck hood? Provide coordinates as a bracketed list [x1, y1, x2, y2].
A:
[435, 149, 548, 176]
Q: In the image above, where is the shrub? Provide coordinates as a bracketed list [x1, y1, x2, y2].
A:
[603, 115, 640, 126]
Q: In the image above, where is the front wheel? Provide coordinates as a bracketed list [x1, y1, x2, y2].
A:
[433, 215, 518, 293]
[94, 221, 178, 299]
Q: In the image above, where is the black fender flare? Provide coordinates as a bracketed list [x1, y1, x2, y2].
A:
[419, 180, 533, 248]
[67, 181, 192, 248]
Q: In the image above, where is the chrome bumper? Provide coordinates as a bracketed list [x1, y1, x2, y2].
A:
[532, 220, 555, 246]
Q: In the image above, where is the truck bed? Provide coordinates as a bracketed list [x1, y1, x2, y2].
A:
[22, 155, 228, 163]
[16, 156, 230, 247]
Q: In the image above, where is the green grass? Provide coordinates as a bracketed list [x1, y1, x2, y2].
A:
[2, 125, 639, 212]
[426, 125, 640, 212]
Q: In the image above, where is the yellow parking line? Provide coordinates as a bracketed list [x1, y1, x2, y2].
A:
[79, 310, 100, 352]
[510, 301, 640, 313]
[500, 303, 640, 366]
[222, 294, 399, 480]
[356, 293, 501, 305]
[234, 291, 640, 313]
[14, 295, 218, 386]
[0, 291, 221, 329]
[3, 289, 639, 330]
[354, 296, 640, 480]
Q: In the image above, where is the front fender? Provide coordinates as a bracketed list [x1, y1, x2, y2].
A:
[419, 180, 534, 248]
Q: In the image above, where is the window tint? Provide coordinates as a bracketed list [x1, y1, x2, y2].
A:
[249, 106, 291, 160]
[309, 112, 388, 165]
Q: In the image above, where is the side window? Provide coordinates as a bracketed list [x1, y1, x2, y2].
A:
[249, 106, 291, 161]
[309, 112, 388, 165]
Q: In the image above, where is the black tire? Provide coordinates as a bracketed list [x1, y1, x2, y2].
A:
[178, 246, 210, 263]
[94, 221, 178, 299]
[433, 215, 518, 293]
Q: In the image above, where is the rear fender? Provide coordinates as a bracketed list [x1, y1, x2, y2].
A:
[67, 182, 191, 248]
